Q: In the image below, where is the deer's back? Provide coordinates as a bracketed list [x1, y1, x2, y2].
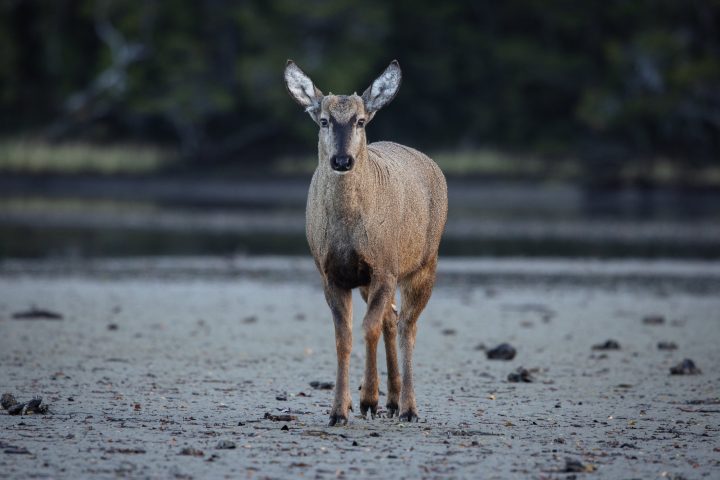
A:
[368, 142, 447, 274]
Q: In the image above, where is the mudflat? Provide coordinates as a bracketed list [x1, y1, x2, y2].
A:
[1, 257, 718, 478]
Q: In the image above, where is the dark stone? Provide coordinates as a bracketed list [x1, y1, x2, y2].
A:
[486, 343, 516, 360]
[179, 447, 204, 457]
[643, 315, 665, 325]
[7, 397, 48, 416]
[11, 308, 63, 320]
[507, 367, 533, 383]
[670, 358, 701, 375]
[309, 381, 334, 390]
[592, 339, 620, 350]
[1, 393, 17, 410]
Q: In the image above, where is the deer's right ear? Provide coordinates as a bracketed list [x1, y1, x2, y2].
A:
[285, 60, 324, 123]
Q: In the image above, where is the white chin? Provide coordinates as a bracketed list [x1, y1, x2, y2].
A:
[332, 169, 350, 175]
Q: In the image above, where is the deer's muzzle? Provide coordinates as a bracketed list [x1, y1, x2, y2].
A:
[331, 155, 354, 172]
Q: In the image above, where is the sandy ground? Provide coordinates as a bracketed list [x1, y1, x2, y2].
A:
[0, 257, 719, 479]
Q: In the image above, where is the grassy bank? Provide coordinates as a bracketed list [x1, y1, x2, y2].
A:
[0, 138, 172, 175]
[2, 138, 719, 187]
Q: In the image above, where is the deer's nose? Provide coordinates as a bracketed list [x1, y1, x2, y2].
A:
[331, 155, 354, 172]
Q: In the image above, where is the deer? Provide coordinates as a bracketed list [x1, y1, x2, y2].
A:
[284, 59, 448, 426]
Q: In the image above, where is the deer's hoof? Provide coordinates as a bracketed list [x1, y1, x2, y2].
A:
[360, 401, 378, 419]
[328, 413, 348, 426]
[399, 408, 419, 422]
[386, 401, 399, 418]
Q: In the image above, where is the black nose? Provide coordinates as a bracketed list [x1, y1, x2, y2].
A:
[331, 155, 354, 172]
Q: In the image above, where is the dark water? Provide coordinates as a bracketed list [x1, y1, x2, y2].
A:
[3, 225, 720, 259]
[1, 178, 719, 259]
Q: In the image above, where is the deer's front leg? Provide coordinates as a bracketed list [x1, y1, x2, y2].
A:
[324, 282, 353, 426]
[360, 273, 396, 419]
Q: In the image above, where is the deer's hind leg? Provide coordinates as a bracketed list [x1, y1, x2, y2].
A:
[360, 285, 402, 418]
[398, 257, 438, 422]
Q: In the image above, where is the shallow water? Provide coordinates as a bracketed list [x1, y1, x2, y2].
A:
[2, 179, 720, 259]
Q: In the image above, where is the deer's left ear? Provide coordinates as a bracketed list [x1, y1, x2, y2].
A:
[362, 60, 402, 116]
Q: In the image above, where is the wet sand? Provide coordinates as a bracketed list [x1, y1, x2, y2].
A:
[1, 257, 719, 478]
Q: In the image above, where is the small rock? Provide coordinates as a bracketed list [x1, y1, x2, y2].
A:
[309, 381, 334, 390]
[1, 393, 17, 410]
[643, 315, 665, 325]
[3, 446, 31, 455]
[106, 447, 146, 454]
[564, 457, 594, 473]
[592, 339, 620, 351]
[276, 393, 288, 401]
[507, 367, 533, 383]
[281, 424, 289, 431]
[7, 397, 48, 416]
[11, 308, 63, 320]
[670, 358, 701, 375]
[264, 412, 297, 422]
[179, 447, 204, 457]
[658, 341, 678, 350]
[441, 328, 457, 336]
[216, 440, 236, 450]
[107, 323, 119, 331]
[486, 343, 516, 360]
[242, 315, 258, 324]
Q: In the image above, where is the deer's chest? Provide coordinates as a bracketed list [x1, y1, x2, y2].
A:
[307, 209, 374, 289]
[322, 244, 371, 289]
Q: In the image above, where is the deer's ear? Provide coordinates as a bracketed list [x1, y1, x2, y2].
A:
[362, 60, 402, 114]
[284, 60, 323, 123]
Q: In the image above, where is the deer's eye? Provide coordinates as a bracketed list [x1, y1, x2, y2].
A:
[357, 119, 366, 128]
[320, 118, 328, 128]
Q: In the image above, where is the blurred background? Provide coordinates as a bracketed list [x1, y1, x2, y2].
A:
[1, 0, 719, 259]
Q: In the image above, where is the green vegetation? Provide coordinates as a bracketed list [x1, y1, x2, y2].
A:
[0, 1, 718, 184]
[0, 139, 171, 174]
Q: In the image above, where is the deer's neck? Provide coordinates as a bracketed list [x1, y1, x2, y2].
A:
[317, 146, 373, 219]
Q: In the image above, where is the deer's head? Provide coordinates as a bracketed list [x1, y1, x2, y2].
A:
[285, 60, 401, 174]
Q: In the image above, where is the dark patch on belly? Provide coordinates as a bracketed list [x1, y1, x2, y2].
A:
[324, 249, 371, 289]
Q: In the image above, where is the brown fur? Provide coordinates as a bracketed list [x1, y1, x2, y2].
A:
[285, 60, 448, 425]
